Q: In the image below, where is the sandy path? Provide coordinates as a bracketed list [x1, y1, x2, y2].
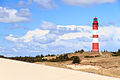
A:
[0, 58, 120, 80]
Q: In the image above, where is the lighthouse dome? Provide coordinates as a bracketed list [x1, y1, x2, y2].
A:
[94, 17, 97, 21]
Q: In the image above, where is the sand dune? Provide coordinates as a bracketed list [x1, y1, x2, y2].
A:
[0, 58, 120, 80]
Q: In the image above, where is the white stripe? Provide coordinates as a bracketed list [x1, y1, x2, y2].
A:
[93, 38, 98, 43]
[93, 49, 99, 51]
[93, 30, 98, 35]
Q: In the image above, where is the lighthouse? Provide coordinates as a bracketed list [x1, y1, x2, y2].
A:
[92, 17, 99, 52]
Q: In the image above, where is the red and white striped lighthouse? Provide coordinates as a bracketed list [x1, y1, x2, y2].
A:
[92, 17, 99, 52]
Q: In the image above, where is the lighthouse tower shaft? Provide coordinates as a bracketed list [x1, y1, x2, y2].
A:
[92, 17, 99, 52]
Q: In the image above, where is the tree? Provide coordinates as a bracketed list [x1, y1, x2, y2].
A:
[40, 54, 44, 58]
[56, 54, 69, 61]
[74, 49, 84, 53]
[118, 49, 120, 53]
[36, 55, 41, 58]
[50, 54, 56, 56]
[80, 49, 84, 53]
[72, 56, 81, 64]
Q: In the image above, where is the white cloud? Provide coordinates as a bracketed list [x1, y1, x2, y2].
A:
[61, 0, 117, 6]
[5, 29, 49, 43]
[4, 24, 120, 56]
[16, 0, 56, 9]
[16, 0, 32, 7]
[57, 25, 120, 42]
[57, 25, 78, 30]
[33, 33, 58, 44]
[33, 0, 56, 9]
[40, 21, 57, 30]
[16, 8, 31, 17]
[59, 32, 91, 40]
[0, 7, 31, 23]
[20, 29, 49, 42]
[57, 25, 92, 32]
[99, 26, 120, 41]
[6, 25, 120, 44]
[5, 34, 18, 42]
[5, 28, 58, 44]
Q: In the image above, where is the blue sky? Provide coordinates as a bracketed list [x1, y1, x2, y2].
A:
[0, 0, 120, 56]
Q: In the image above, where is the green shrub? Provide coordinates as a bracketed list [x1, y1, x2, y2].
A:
[112, 50, 120, 56]
[42, 59, 47, 61]
[74, 49, 84, 53]
[48, 54, 70, 62]
[72, 56, 81, 64]
[50, 54, 56, 56]
[70, 56, 77, 60]
[56, 54, 69, 61]
[0, 55, 4, 58]
[84, 56, 94, 58]
[95, 55, 100, 57]
[49, 58, 57, 62]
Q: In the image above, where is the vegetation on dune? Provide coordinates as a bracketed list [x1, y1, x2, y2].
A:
[74, 49, 84, 53]
[72, 56, 81, 64]
[0, 49, 85, 63]
[112, 49, 120, 56]
[8, 56, 46, 63]
[84, 55, 100, 58]
[48, 54, 72, 62]
[0, 49, 84, 63]
[0, 54, 74, 63]
[0, 55, 4, 58]
[45, 54, 56, 57]
[1, 49, 120, 63]
[84, 56, 95, 58]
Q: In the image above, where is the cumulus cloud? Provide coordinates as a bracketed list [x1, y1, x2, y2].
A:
[20, 29, 49, 42]
[16, 8, 31, 17]
[57, 25, 120, 42]
[5, 29, 49, 42]
[61, 0, 117, 6]
[5, 29, 58, 44]
[59, 32, 91, 40]
[16, 0, 56, 9]
[16, 0, 32, 7]
[0, 7, 31, 23]
[0, 11, 9, 18]
[34, 0, 56, 9]
[6, 25, 120, 43]
[5, 34, 18, 42]
[33, 33, 58, 44]
[58, 25, 91, 33]
[4, 23, 120, 56]
[40, 21, 57, 30]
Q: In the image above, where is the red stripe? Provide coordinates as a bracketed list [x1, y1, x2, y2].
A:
[93, 25, 98, 30]
[92, 43, 99, 52]
[93, 22, 98, 30]
[93, 35, 98, 38]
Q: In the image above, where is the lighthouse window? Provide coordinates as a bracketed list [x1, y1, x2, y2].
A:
[94, 18, 97, 21]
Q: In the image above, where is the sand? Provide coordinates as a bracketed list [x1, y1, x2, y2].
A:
[0, 58, 120, 80]
[66, 64, 101, 70]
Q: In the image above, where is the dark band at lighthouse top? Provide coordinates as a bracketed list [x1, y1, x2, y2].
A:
[94, 18, 97, 21]
[94, 17, 98, 21]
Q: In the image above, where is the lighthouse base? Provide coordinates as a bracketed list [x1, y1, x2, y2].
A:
[92, 43, 99, 52]
[92, 49, 99, 52]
